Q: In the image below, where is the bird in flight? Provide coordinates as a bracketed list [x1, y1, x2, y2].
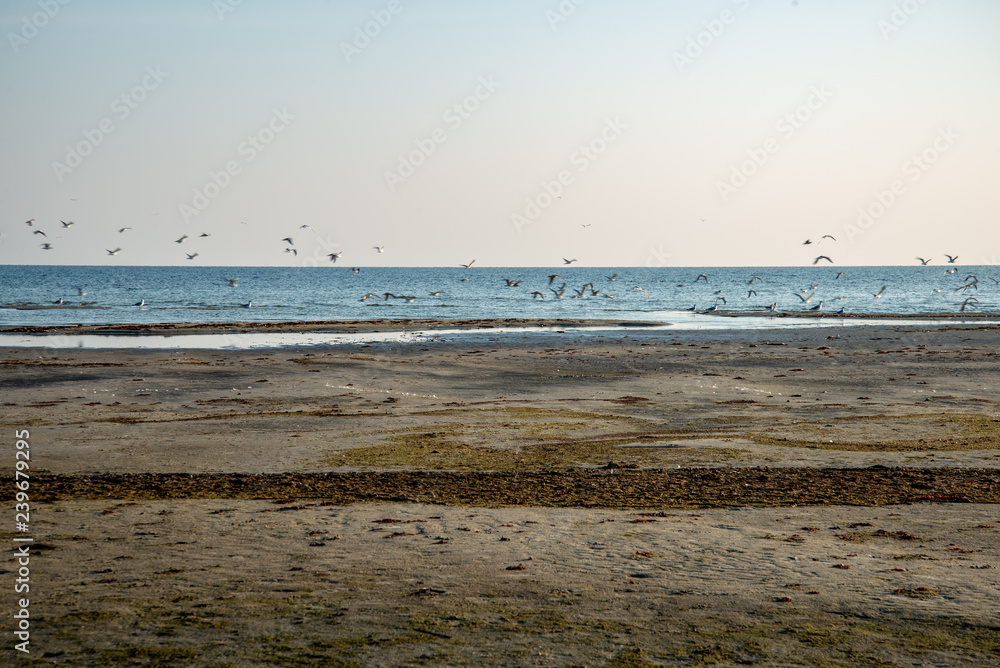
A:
[871, 285, 887, 299]
[580, 224, 592, 228]
[503, 278, 521, 287]
[199, 232, 211, 238]
[813, 255, 833, 265]
[24, 219, 35, 226]
[821, 235, 836, 242]
[531, 291, 544, 299]
[960, 297, 980, 312]
[563, 258, 577, 264]
[748, 276, 763, 285]
[284, 248, 297, 256]
[282, 237, 294, 245]
[694, 274, 709, 283]
[747, 289, 757, 298]
[360, 293, 379, 302]
[186, 253, 198, 260]
[327, 252, 342, 263]
[548, 274, 563, 284]
[794, 292, 815, 304]
[118, 227, 131, 233]
[33, 230, 47, 237]
[60, 220, 74, 228]
[299, 225, 314, 231]
[40, 242, 53, 250]
[351, 267, 360, 274]
[374, 246, 385, 253]
[175, 235, 188, 243]
[945, 254, 958, 264]
[225, 277, 240, 287]
[835, 272, 846, 279]
[916, 257, 931, 265]
[607, 273, 618, 282]
[460, 259, 475, 269]
[107, 247, 121, 255]
[802, 239, 812, 245]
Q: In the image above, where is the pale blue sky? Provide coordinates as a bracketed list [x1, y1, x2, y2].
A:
[1, 0, 998, 266]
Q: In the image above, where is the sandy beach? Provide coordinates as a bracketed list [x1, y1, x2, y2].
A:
[3, 320, 999, 666]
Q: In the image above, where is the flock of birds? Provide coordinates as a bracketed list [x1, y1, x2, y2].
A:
[12, 220, 990, 314]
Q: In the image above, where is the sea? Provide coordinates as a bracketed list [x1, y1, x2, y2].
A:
[0, 265, 993, 329]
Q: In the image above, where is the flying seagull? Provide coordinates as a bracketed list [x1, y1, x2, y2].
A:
[199, 232, 211, 237]
[460, 259, 476, 269]
[186, 253, 198, 260]
[282, 237, 294, 245]
[871, 285, 887, 299]
[374, 246, 385, 253]
[327, 252, 342, 263]
[33, 230, 47, 237]
[821, 235, 836, 242]
[694, 274, 709, 283]
[945, 254, 958, 264]
[916, 257, 931, 265]
[175, 235, 188, 243]
[60, 220, 74, 228]
[794, 292, 815, 304]
[813, 255, 833, 265]
[118, 227, 131, 233]
[24, 219, 35, 226]
[225, 277, 240, 287]
[107, 247, 121, 255]
[548, 274, 563, 284]
[284, 248, 297, 256]
[563, 258, 577, 264]
[40, 243, 53, 249]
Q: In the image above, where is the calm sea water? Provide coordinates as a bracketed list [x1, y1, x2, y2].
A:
[0, 265, 993, 328]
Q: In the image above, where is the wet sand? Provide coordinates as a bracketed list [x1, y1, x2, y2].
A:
[2, 320, 999, 665]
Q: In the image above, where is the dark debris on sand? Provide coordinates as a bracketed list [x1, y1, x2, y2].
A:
[19, 467, 1000, 509]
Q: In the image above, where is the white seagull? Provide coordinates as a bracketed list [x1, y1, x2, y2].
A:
[945, 254, 959, 264]
[60, 220, 74, 228]
[374, 246, 385, 253]
[107, 247, 122, 255]
[461, 259, 476, 269]
[563, 258, 577, 264]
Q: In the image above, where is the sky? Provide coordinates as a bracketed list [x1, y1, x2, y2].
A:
[1, 0, 998, 267]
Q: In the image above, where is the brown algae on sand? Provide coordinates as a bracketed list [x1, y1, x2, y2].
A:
[750, 413, 1000, 452]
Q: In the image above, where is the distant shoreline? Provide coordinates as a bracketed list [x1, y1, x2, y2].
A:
[2, 313, 999, 336]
